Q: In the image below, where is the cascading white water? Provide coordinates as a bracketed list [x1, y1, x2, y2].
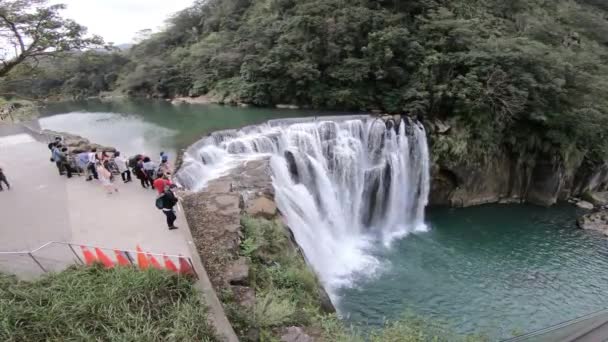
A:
[177, 116, 430, 292]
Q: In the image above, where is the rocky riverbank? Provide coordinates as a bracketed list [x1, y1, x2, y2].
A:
[571, 192, 608, 236]
[44, 129, 116, 154]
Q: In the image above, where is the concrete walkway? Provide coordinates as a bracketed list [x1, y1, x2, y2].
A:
[0, 127, 189, 273]
[0, 125, 238, 342]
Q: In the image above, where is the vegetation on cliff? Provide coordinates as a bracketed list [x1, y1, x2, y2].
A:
[133, 0, 608, 167]
[228, 216, 487, 341]
[0, 266, 216, 341]
[2, 0, 608, 165]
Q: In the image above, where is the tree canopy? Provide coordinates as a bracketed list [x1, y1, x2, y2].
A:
[0, 0, 103, 78]
[2, 0, 608, 166]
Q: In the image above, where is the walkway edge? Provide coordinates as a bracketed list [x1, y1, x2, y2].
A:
[178, 202, 239, 342]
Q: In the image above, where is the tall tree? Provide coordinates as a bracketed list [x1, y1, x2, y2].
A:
[0, 0, 103, 78]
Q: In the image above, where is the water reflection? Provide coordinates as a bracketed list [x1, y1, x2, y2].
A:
[38, 99, 326, 158]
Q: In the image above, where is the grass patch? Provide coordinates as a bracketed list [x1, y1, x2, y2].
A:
[227, 216, 326, 339]
[234, 216, 489, 341]
[0, 265, 217, 341]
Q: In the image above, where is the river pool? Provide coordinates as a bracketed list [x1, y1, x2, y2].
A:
[338, 204, 608, 339]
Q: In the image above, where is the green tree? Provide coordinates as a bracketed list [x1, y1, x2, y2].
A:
[0, 0, 103, 78]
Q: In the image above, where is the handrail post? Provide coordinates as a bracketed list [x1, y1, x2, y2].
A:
[28, 253, 47, 273]
[124, 251, 135, 265]
[67, 244, 84, 265]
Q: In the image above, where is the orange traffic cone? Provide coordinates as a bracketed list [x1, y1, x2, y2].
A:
[95, 248, 114, 268]
[136, 245, 149, 269]
[178, 255, 195, 276]
[163, 254, 178, 273]
[147, 253, 162, 270]
[114, 250, 131, 266]
[81, 246, 97, 266]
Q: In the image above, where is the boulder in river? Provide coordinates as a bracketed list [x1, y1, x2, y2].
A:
[576, 200, 594, 210]
[577, 210, 608, 235]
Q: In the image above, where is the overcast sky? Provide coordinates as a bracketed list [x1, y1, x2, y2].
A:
[49, 0, 195, 45]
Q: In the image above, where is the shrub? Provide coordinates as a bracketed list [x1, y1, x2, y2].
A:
[253, 289, 297, 328]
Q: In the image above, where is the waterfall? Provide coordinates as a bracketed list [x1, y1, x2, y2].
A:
[177, 116, 430, 291]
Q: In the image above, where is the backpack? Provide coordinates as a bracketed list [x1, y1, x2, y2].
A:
[155, 197, 164, 210]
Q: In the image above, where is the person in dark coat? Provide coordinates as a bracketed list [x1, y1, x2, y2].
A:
[59, 147, 72, 178]
[0, 165, 10, 191]
[159, 184, 178, 230]
[133, 156, 150, 188]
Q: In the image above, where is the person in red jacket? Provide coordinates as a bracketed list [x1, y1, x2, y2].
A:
[153, 172, 172, 194]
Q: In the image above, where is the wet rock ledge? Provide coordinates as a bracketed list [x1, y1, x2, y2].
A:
[575, 191, 608, 236]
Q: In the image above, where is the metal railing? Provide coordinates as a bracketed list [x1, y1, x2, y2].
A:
[503, 308, 608, 342]
[0, 241, 197, 279]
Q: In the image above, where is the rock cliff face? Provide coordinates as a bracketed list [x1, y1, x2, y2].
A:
[181, 158, 335, 317]
[425, 120, 608, 207]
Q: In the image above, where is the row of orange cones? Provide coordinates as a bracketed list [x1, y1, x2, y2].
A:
[80, 245, 195, 276]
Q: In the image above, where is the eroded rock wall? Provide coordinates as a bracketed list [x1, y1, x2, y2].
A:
[425, 120, 608, 207]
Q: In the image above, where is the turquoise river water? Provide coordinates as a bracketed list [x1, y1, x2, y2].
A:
[338, 204, 608, 339]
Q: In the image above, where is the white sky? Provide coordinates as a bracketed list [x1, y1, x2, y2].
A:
[49, 0, 195, 45]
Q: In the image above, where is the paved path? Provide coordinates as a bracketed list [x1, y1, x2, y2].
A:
[0, 127, 190, 276]
[0, 124, 239, 341]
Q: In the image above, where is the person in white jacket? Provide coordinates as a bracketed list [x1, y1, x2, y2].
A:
[114, 151, 131, 183]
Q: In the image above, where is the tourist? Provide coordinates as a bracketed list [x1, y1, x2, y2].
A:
[97, 162, 118, 194]
[0, 165, 10, 191]
[158, 184, 178, 230]
[153, 172, 172, 194]
[59, 147, 72, 178]
[47, 136, 61, 161]
[134, 156, 151, 188]
[51, 144, 65, 176]
[77, 151, 89, 176]
[159, 151, 168, 164]
[86, 148, 99, 181]
[158, 158, 173, 177]
[114, 151, 131, 183]
[142, 156, 157, 186]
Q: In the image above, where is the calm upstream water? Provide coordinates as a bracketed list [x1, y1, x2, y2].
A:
[338, 204, 608, 339]
[37, 101, 608, 339]
[38, 99, 319, 160]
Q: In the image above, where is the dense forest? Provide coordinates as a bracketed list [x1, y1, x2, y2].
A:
[2, 0, 608, 165]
